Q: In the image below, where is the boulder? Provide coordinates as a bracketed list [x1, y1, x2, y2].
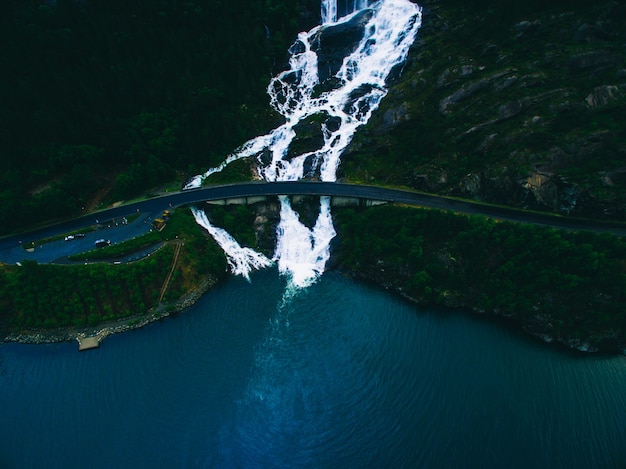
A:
[567, 50, 619, 73]
[439, 70, 513, 114]
[311, 9, 374, 82]
[585, 85, 623, 108]
[285, 116, 327, 160]
[573, 21, 616, 43]
[498, 99, 525, 120]
[521, 172, 560, 211]
[381, 102, 410, 131]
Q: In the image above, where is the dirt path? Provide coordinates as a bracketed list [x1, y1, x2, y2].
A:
[158, 241, 183, 303]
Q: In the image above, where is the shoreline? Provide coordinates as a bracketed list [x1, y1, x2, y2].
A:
[339, 267, 626, 356]
[2, 278, 215, 347]
[4, 268, 626, 356]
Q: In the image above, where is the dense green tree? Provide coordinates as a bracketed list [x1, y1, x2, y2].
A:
[335, 205, 626, 350]
[0, 0, 306, 235]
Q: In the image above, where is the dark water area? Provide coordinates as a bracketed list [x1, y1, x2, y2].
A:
[1, 269, 625, 468]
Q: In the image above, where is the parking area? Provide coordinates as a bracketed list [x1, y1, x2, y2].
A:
[0, 213, 156, 265]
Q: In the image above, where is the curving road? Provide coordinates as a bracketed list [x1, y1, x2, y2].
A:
[1, 181, 625, 257]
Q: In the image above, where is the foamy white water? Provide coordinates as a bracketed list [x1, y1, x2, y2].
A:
[274, 196, 336, 288]
[187, 0, 422, 287]
[191, 207, 272, 281]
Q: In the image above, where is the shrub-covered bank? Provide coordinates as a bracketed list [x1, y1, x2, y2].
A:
[334, 205, 626, 353]
[3, 202, 626, 353]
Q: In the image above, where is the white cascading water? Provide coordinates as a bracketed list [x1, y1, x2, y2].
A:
[191, 208, 273, 281]
[187, 0, 422, 288]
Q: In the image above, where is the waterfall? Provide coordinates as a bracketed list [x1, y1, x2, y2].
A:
[321, 0, 337, 24]
[322, 0, 375, 23]
[191, 208, 272, 281]
[187, 0, 422, 288]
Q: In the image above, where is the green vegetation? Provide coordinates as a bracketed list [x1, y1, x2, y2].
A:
[202, 158, 257, 186]
[205, 204, 258, 248]
[0, 210, 227, 329]
[2, 0, 625, 351]
[22, 227, 95, 250]
[0, 0, 306, 235]
[343, 0, 626, 218]
[68, 231, 163, 261]
[335, 205, 626, 349]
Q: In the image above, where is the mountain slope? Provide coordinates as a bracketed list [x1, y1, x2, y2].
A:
[342, 0, 626, 219]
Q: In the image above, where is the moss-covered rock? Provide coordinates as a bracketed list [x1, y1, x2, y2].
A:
[341, 0, 626, 220]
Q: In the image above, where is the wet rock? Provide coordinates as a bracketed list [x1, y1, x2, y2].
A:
[325, 115, 342, 132]
[290, 195, 323, 229]
[312, 76, 344, 96]
[312, 9, 374, 83]
[258, 148, 273, 167]
[341, 83, 377, 118]
[253, 201, 281, 251]
[302, 153, 322, 179]
[335, 0, 370, 19]
[286, 118, 326, 160]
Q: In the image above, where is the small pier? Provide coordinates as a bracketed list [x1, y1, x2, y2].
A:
[77, 331, 108, 351]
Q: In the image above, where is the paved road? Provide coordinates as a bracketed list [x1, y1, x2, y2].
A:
[1, 181, 625, 260]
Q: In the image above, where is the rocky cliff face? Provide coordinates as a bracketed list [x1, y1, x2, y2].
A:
[341, 0, 626, 220]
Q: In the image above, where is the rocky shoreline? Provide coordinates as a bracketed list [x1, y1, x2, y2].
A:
[341, 267, 626, 356]
[2, 278, 215, 348]
[4, 262, 626, 356]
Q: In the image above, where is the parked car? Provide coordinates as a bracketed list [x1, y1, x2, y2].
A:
[64, 235, 75, 241]
[95, 239, 111, 248]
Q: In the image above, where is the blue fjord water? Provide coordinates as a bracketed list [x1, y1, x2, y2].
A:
[1, 269, 625, 468]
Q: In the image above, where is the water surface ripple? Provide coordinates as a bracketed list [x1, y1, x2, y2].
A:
[1, 271, 625, 468]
